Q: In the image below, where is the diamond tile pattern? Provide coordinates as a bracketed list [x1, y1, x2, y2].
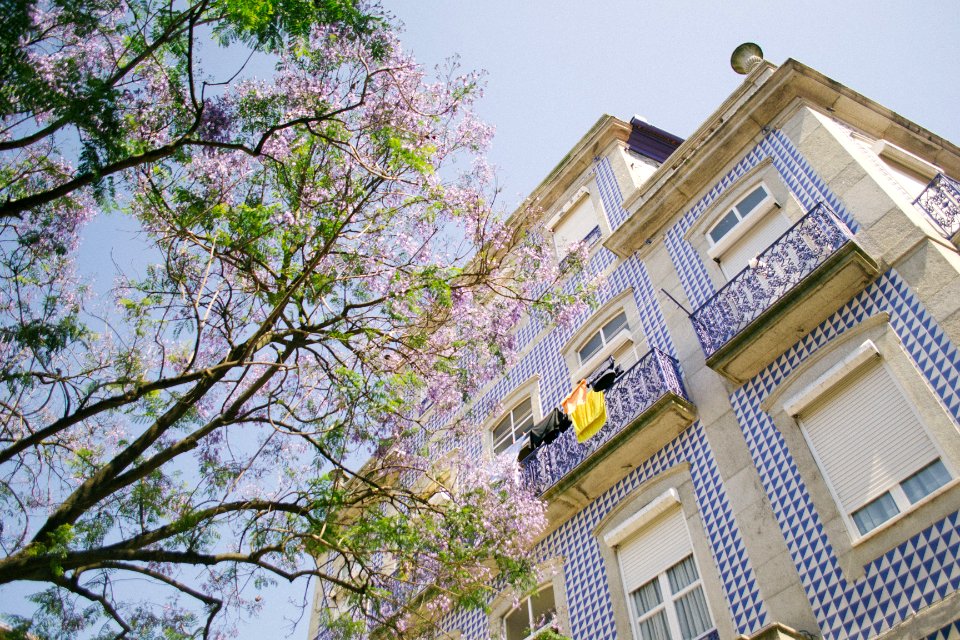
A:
[437, 131, 960, 640]
[730, 270, 960, 640]
[443, 421, 768, 639]
[594, 155, 631, 230]
[666, 130, 860, 311]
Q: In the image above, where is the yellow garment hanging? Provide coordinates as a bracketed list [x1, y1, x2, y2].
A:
[571, 389, 606, 442]
[561, 379, 588, 415]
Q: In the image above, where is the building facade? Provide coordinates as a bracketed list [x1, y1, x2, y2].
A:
[312, 53, 960, 640]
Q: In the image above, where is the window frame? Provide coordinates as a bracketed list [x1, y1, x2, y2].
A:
[762, 313, 960, 579]
[576, 311, 631, 365]
[491, 396, 535, 458]
[488, 558, 570, 640]
[704, 181, 780, 262]
[561, 290, 645, 385]
[629, 554, 714, 640]
[545, 183, 610, 260]
[683, 159, 806, 288]
[500, 583, 557, 640]
[784, 338, 956, 542]
[594, 473, 733, 640]
[485, 375, 542, 460]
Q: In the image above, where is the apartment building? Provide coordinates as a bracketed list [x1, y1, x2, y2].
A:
[312, 46, 960, 640]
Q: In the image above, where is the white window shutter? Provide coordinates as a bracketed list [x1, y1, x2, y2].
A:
[719, 209, 791, 278]
[617, 507, 691, 594]
[798, 360, 939, 512]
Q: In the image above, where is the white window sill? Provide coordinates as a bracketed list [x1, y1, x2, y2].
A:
[603, 488, 681, 547]
[783, 339, 880, 416]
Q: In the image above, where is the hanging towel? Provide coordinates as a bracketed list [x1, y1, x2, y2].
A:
[561, 379, 589, 415]
[571, 389, 607, 442]
[529, 408, 572, 451]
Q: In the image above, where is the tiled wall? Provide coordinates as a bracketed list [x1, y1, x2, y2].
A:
[730, 270, 960, 640]
[443, 419, 768, 639]
[443, 131, 960, 640]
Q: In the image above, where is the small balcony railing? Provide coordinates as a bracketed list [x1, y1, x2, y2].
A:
[914, 172, 960, 238]
[520, 348, 688, 497]
[690, 203, 855, 359]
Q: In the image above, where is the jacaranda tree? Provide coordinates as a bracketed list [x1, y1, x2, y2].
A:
[0, 0, 580, 636]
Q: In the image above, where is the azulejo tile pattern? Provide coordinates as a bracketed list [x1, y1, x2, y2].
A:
[441, 156, 768, 639]
[730, 269, 960, 640]
[594, 155, 631, 231]
[927, 619, 960, 640]
[666, 129, 860, 311]
[441, 130, 960, 640]
[443, 420, 768, 639]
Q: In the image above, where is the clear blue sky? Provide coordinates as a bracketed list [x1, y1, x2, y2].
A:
[389, 0, 960, 210]
[10, 2, 959, 639]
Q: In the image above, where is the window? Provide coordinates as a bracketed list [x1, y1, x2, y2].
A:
[707, 185, 772, 244]
[615, 504, 715, 640]
[788, 342, 954, 538]
[492, 397, 535, 457]
[871, 139, 939, 199]
[631, 556, 713, 640]
[501, 584, 556, 640]
[704, 182, 789, 278]
[548, 186, 605, 256]
[563, 295, 644, 385]
[577, 311, 630, 364]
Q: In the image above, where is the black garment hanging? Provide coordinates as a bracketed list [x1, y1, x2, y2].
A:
[587, 356, 623, 393]
[528, 408, 572, 451]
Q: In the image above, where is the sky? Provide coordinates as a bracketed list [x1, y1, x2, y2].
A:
[10, 1, 960, 639]
[387, 0, 960, 211]
[251, 2, 960, 637]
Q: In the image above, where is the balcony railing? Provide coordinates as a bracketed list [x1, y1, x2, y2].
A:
[914, 172, 960, 238]
[690, 203, 855, 359]
[520, 348, 688, 496]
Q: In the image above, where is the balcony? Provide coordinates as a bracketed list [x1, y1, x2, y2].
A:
[520, 349, 696, 523]
[690, 203, 880, 384]
[914, 173, 960, 240]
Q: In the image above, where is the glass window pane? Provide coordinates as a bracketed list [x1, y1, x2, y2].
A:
[708, 210, 740, 243]
[492, 416, 514, 453]
[735, 186, 768, 217]
[675, 586, 712, 640]
[637, 610, 672, 640]
[578, 331, 604, 363]
[513, 398, 532, 421]
[503, 603, 528, 640]
[902, 459, 951, 503]
[602, 312, 629, 341]
[632, 579, 662, 616]
[514, 403, 534, 437]
[529, 585, 556, 632]
[666, 555, 700, 593]
[852, 492, 900, 535]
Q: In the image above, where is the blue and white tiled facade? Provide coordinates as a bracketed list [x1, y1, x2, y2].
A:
[434, 106, 960, 640]
[729, 270, 960, 640]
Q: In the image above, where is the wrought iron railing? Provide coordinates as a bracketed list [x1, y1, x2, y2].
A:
[914, 173, 960, 238]
[520, 348, 687, 496]
[690, 203, 854, 358]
